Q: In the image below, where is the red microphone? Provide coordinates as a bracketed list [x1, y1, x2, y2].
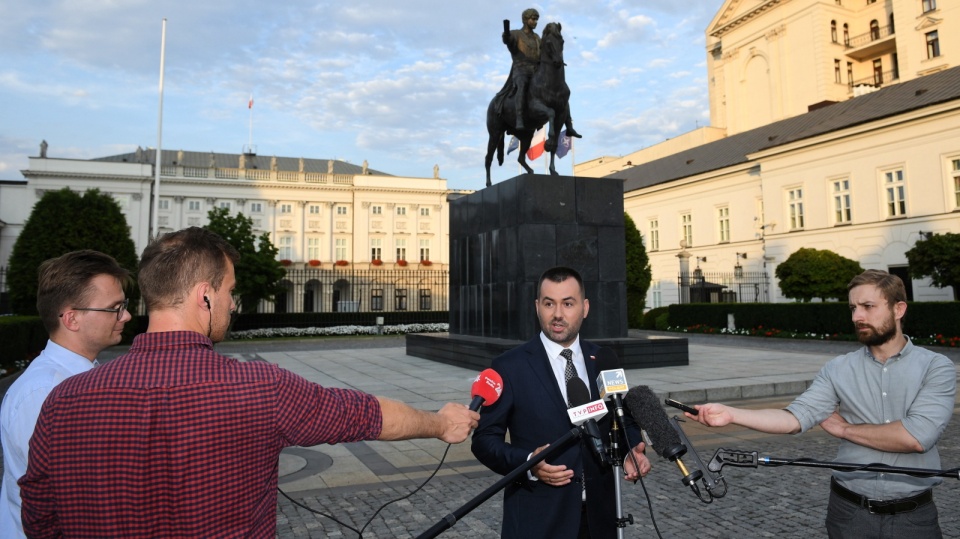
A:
[469, 369, 504, 411]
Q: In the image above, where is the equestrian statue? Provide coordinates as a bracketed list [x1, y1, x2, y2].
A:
[485, 8, 581, 187]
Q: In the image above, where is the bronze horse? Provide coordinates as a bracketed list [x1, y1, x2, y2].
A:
[485, 22, 572, 187]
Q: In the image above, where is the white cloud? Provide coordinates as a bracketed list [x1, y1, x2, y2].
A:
[0, 0, 726, 191]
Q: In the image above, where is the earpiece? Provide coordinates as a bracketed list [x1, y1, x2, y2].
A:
[203, 296, 211, 310]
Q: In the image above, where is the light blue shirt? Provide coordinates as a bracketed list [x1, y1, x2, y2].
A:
[1, 340, 96, 538]
[785, 338, 956, 500]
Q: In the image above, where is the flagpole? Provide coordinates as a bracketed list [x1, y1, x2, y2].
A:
[248, 94, 253, 151]
[151, 18, 167, 241]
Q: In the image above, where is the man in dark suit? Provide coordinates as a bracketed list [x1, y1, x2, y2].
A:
[472, 266, 651, 538]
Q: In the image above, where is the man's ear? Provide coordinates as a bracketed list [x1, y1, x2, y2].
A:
[59, 309, 82, 333]
[582, 298, 590, 319]
[195, 283, 212, 309]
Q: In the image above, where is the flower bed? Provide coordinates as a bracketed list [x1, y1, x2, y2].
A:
[229, 323, 449, 340]
[335, 260, 349, 266]
[397, 259, 408, 267]
[308, 260, 321, 267]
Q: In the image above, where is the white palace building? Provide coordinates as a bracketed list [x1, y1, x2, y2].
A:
[578, 0, 960, 306]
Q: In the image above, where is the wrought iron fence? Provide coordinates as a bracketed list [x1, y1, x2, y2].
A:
[0, 266, 449, 316]
[676, 271, 770, 304]
[260, 268, 449, 314]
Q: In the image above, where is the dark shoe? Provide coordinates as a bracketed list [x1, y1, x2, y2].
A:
[566, 128, 582, 138]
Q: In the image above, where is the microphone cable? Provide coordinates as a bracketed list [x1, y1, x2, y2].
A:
[619, 420, 667, 539]
[277, 442, 453, 538]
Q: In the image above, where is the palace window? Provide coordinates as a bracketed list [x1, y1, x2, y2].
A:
[307, 237, 321, 261]
[832, 179, 852, 224]
[649, 219, 659, 251]
[681, 213, 693, 248]
[278, 236, 294, 260]
[419, 239, 431, 262]
[952, 159, 960, 208]
[371, 238, 382, 261]
[787, 188, 804, 230]
[884, 169, 907, 217]
[718, 207, 730, 243]
[926, 31, 940, 59]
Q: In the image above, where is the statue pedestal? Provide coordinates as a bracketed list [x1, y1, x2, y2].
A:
[406, 173, 688, 369]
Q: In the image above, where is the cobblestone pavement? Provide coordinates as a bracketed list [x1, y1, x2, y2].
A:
[275, 394, 960, 539]
[6, 333, 960, 538]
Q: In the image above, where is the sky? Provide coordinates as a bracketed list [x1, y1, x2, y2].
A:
[0, 0, 725, 192]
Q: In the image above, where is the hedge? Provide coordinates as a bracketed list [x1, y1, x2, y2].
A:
[0, 316, 48, 375]
[666, 302, 960, 337]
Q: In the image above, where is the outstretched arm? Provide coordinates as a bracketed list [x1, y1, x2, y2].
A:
[689, 403, 801, 434]
[377, 398, 478, 443]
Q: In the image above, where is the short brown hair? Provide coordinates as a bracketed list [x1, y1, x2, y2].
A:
[522, 8, 539, 21]
[847, 269, 907, 306]
[537, 266, 585, 299]
[37, 250, 131, 333]
[138, 227, 240, 312]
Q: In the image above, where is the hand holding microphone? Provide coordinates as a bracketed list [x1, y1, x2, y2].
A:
[436, 369, 503, 444]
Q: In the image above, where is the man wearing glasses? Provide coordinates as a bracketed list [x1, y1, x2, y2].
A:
[0, 250, 131, 539]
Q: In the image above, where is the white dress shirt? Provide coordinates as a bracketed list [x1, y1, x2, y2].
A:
[1, 340, 96, 538]
[539, 332, 588, 404]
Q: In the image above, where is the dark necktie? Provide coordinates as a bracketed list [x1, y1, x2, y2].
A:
[561, 348, 576, 407]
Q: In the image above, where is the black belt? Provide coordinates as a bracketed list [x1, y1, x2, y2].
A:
[830, 477, 933, 515]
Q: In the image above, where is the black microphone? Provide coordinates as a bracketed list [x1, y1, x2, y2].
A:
[567, 377, 611, 466]
[623, 385, 703, 490]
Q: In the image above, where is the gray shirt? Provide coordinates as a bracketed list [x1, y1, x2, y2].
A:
[786, 338, 956, 500]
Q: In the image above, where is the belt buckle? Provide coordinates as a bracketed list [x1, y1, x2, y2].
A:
[864, 499, 881, 515]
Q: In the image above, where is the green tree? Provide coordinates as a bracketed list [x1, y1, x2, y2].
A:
[775, 247, 863, 302]
[203, 207, 285, 313]
[905, 232, 960, 300]
[624, 212, 652, 328]
[7, 188, 139, 315]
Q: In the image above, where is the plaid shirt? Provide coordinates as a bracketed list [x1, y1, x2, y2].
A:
[20, 331, 382, 538]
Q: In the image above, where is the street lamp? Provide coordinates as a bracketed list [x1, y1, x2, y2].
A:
[693, 256, 706, 280]
[734, 252, 747, 278]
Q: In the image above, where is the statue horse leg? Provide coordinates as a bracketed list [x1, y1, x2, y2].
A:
[516, 130, 535, 175]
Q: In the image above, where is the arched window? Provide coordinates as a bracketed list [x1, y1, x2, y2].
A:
[870, 20, 880, 41]
[831, 21, 838, 42]
[843, 23, 850, 45]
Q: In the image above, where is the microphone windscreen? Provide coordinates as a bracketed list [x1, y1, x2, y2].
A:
[593, 347, 620, 372]
[471, 369, 504, 407]
[566, 377, 591, 408]
[623, 385, 683, 459]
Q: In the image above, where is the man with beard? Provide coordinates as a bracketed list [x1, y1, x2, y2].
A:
[689, 269, 955, 538]
[19, 227, 478, 538]
[472, 266, 651, 538]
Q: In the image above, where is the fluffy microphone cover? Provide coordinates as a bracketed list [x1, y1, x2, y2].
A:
[623, 385, 683, 458]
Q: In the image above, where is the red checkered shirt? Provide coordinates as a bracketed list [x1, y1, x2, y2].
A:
[19, 331, 382, 538]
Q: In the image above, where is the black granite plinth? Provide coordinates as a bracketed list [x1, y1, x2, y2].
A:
[447, 174, 627, 341]
[406, 333, 689, 371]
[406, 173, 688, 369]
